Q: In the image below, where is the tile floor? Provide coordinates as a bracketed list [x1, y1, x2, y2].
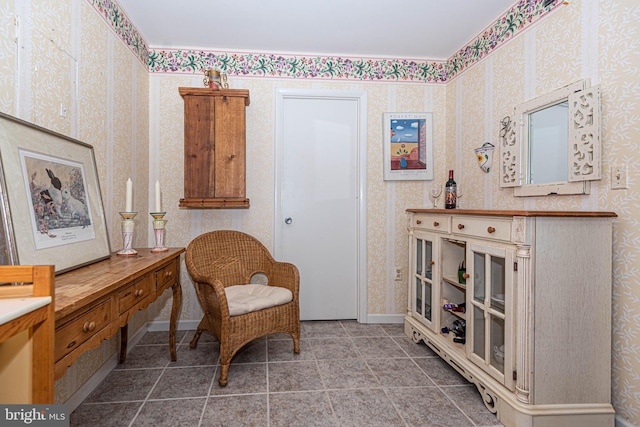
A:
[70, 321, 504, 427]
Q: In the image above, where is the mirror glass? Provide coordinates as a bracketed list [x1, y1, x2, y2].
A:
[502, 79, 598, 197]
[527, 101, 568, 184]
[500, 79, 601, 196]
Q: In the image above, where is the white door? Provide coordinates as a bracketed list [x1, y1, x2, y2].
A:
[275, 90, 366, 321]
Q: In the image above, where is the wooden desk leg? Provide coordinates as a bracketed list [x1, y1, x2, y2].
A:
[169, 281, 182, 361]
[119, 324, 128, 364]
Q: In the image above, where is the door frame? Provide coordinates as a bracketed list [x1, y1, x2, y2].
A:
[274, 88, 368, 323]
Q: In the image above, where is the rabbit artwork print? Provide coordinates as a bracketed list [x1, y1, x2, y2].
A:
[23, 154, 92, 241]
[46, 168, 65, 217]
[61, 187, 88, 219]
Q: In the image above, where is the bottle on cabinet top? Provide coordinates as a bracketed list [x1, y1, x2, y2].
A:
[445, 169, 457, 209]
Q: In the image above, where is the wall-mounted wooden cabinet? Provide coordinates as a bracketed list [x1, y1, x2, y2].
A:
[178, 88, 250, 208]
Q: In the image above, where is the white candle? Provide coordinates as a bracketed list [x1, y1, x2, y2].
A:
[125, 178, 133, 212]
[154, 180, 162, 212]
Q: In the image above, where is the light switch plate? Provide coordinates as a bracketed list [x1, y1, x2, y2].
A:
[611, 165, 629, 189]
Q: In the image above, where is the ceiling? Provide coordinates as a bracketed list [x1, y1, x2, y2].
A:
[118, 0, 517, 60]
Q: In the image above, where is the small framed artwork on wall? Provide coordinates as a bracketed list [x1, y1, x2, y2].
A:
[383, 112, 434, 181]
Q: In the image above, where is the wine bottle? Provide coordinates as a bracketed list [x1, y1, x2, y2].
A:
[445, 169, 457, 209]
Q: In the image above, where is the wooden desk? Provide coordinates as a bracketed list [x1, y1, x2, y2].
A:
[54, 248, 185, 379]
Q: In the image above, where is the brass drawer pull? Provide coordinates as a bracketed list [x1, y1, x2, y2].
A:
[165, 270, 172, 278]
[416, 220, 422, 225]
[433, 221, 439, 227]
[135, 289, 144, 297]
[82, 321, 96, 333]
[487, 226, 496, 234]
[457, 224, 465, 230]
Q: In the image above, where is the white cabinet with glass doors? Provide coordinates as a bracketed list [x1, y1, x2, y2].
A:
[405, 209, 616, 427]
[410, 231, 437, 330]
[467, 241, 514, 390]
[407, 213, 450, 332]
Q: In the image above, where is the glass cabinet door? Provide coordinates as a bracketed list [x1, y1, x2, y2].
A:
[412, 233, 437, 329]
[467, 242, 513, 388]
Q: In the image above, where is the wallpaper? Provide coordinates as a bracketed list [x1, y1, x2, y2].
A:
[0, 1, 15, 113]
[598, 1, 640, 422]
[0, 0, 639, 425]
[87, 0, 149, 66]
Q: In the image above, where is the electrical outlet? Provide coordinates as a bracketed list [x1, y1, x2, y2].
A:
[394, 267, 402, 281]
[611, 165, 628, 189]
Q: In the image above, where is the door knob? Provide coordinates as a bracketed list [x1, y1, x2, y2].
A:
[285, 217, 293, 224]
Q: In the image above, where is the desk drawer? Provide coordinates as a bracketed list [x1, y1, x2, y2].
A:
[413, 214, 451, 233]
[55, 299, 112, 361]
[155, 259, 178, 291]
[452, 216, 512, 242]
[118, 275, 152, 314]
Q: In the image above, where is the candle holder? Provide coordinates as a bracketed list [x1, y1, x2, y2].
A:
[150, 212, 168, 253]
[117, 212, 138, 256]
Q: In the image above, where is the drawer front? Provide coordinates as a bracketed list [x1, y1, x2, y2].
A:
[55, 299, 112, 361]
[118, 275, 153, 314]
[155, 259, 178, 291]
[452, 216, 512, 242]
[413, 213, 451, 233]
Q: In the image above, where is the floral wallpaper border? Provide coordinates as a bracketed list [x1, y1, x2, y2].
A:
[151, 52, 450, 82]
[92, 0, 564, 81]
[88, 0, 149, 65]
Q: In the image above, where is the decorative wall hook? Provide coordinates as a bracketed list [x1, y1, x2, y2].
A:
[474, 142, 495, 173]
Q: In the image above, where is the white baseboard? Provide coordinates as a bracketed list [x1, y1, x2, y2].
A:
[363, 313, 405, 324]
[616, 415, 638, 427]
[64, 325, 149, 412]
[147, 316, 405, 331]
[64, 356, 117, 412]
[147, 319, 200, 332]
[128, 324, 149, 348]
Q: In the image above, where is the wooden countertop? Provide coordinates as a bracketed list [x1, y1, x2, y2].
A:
[0, 297, 51, 326]
[406, 208, 617, 217]
[55, 248, 185, 320]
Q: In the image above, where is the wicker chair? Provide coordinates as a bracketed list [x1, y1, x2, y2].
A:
[185, 230, 300, 386]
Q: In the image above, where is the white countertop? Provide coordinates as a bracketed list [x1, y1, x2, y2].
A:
[0, 297, 52, 326]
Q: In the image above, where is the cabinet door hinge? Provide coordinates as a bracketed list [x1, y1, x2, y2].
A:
[513, 261, 518, 271]
[513, 370, 517, 381]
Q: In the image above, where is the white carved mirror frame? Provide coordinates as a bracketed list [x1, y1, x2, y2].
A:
[499, 79, 602, 197]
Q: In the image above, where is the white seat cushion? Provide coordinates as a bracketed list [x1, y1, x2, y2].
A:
[225, 284, 293, 316]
